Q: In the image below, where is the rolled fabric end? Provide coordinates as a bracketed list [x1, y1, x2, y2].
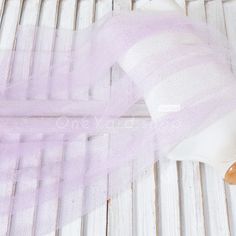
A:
[119, 0, 236, 183]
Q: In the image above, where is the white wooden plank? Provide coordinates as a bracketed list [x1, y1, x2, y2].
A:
[107, 189, 133, 236]
[200, 2, 231, 236]
[36, 135, 64, 236]
[0, 0, 6, 24]
[81, 1, 111, 236]
[139, 3, 182, 232]
[0, 1, 26, 235]
[221, 1, 236, 235]
[10, 135, 43, 236]
[129, 2, 157, 236]
[33, 1, 61, 235]
[201, 165, 230, 236]
[227, 184, 236, 236]
[223, 0, 236, 41]
[205, 0, 226, 33]
[59, 134, 85, 236]
[179, 162, 205, 236]
[40, 0, 86, 235]
[57, 0, 78, 30]
[133, 166, 157, 236]
[48, 1, 82, 235]
[0, 0, 24, 97]
[44, 1, 110, 236]
[130, 1, 182, 234]
[76, 1, 97, 235]
[113, 0, 132, 11]
[96, 0, 112, 23]
[7, 1, 43, 235]
[185, 3, 231, 236]
[0, 2, 8, 233]
[223, 0, 236, 73]
[69, 0, 95, 101]
[178, 3, 206, 236]
[93, 0, 113, 101]
[29, 0, 60, 100]
[39, 0, 60, 28]
[158, 159, 181, 236]
[0, 5, 12, 233]
[20, 0, 42, 26]
[176, 0, 187, 12]
[0, 0, 23, 50]
[187, 0, 206, 20]
[107, 1, 134, 235]
[82, 135, 108, 236]
[77, 0, 95, 30]
[0, 134, 20, 236]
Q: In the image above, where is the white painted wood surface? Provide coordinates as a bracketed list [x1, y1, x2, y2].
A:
[0, 0, 236, 235]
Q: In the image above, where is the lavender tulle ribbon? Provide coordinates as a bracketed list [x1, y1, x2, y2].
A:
[0, 11, 236, 235]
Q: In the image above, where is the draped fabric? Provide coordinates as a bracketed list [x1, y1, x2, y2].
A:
[0, 11, 235, 235]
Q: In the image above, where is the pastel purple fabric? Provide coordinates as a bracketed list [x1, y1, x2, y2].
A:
[0, 11, 236, 235]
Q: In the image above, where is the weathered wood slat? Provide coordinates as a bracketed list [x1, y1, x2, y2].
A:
[0, 0, 23, 50]
[179, 162, 205, 236]
[0, 1, 13, 235]
[176, 0, 187, 11]
[158, 159, 181, 236]
[223, 0, 236, 73]
[201, 165, 230, 236]
[107, 1, 134, 236]
[0, 1, 29, 235]
[133, 166, 157, 236]
[32, 1, 61, 235]
[203, 2, 231, 236]
[206, 0, 226, 33]
[0, 0, 6, 26]
[82, 135, 108, 236]
[131, 3, 157, 236]
[154, 0, 182, 224]
[222, 1, 236, 235]
[7, 1, 44, 235]
[58, 134, 85, 236]
[51, 1, 82, 235]
[187, 0, 206, 19]
[81, 1, 109, 235]
[113, 0, 132, 11]
[180, 2, 206, 236]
